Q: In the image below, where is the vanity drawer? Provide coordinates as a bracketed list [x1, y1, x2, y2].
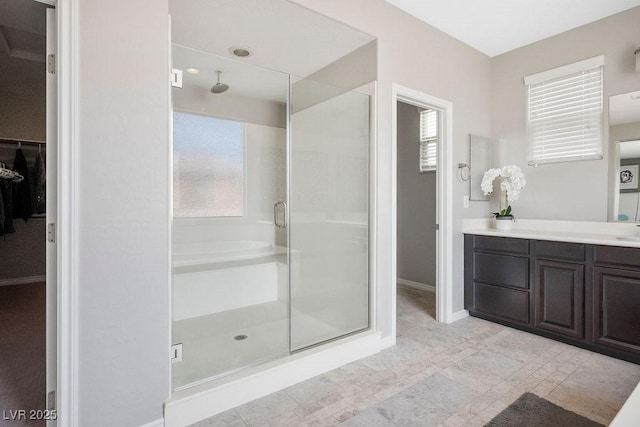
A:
[473, 235, 529, 255]
[534, 240, 585, 262]
[593, 245, 640, 268]
[473, 252, 529, 289]
[473, 282, 529, 324]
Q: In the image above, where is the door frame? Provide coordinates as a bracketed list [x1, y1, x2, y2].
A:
[391, 84, 454, 343]
[54, 0, 79, 425]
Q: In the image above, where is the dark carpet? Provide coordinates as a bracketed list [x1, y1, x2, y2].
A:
[486, 393, 604, 427]
[0, 283, 46, 427]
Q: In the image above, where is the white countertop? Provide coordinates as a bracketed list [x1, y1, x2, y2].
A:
[462, 218, 640, 248]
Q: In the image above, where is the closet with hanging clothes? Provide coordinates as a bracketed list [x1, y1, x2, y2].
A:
[0, 139, 47, 279]
[0, 140, 48, 422]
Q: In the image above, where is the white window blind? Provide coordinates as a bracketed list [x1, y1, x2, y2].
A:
[525, 56, 604, 165]
[420, 109, 437, 172]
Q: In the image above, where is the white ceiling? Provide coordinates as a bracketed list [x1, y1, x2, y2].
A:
[169, 0, 374, 78]
[384, 0, 640, 57]
[173, 45, 289, 103]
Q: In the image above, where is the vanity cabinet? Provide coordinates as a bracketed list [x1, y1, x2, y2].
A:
[464, 235, 531, 326]
[534, 259, 584, 339]
[533, 240, 586, 340]
[592, 245, 640, 356]
[464, 234, 640, 364]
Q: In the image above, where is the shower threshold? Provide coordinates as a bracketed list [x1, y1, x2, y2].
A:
[164, 329, 381, 427]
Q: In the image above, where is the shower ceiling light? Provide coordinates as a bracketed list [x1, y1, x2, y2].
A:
[230, 46, 252, 58]
[186, 67, 200, 74]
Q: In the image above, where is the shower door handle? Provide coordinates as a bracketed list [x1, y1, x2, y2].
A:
[274, 201, 287, 229]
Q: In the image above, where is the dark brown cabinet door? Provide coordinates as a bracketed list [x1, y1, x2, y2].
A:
[593, 267, 640, 354]
[535, 260, 584, 339]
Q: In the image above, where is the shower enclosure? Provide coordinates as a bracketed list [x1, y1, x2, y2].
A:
[170, 37, 374, 389]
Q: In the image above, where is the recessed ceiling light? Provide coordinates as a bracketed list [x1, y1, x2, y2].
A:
[185, 67, 200, 74]
[230, 47, 252, 58]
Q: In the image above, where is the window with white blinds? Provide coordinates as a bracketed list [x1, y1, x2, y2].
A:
[420, 108, 437, 172]
[524, 55, 604, 165]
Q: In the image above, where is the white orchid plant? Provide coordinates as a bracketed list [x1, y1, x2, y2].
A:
[481, 165, 526, 219]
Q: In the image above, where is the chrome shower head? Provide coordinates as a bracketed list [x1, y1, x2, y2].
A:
[210, 70, 229, 94]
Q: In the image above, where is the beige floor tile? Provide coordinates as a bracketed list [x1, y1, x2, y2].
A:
[190, 287, 640, 427]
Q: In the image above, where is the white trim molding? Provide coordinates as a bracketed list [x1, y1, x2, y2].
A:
[140, 419, 164, 427]
[380, 335, 395, 350]
[451, 310, 469, 322]
[165, 331, 380, 427]
[523, 55, 604, 85]
[391, 84, 455, 345]
[397, 278, 435, 293]
[56, 0, 80, 425]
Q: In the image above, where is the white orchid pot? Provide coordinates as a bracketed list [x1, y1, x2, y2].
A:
[495, 216, 514, 231]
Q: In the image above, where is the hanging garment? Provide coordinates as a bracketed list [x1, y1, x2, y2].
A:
[12, 148, 32, 221]
[32, 151, 46, 214]
[1, 179, 15, 234]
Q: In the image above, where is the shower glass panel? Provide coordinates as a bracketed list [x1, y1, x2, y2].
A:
[289, 80, 371, 351]
[171, 45, 289, 389]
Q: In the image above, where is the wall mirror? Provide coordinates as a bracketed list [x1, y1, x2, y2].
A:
[469, 134, 491, 201]
[610, 90, 640, 222]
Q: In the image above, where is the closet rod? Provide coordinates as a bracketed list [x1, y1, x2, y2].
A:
[0, 142, 47, 151]
[0, 137, 46, 145]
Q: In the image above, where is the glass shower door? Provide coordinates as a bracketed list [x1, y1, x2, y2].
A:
[289, 81, 371, 351]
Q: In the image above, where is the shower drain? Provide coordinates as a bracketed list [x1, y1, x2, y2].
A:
[234, 334, 248, 341]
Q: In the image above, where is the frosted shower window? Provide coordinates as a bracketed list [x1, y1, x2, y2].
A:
[173, 112, 244, 217]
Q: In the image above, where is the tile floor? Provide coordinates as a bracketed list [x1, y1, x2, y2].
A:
[191, 285, 640, 426]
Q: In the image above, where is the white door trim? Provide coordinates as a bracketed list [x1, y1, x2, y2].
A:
[45, 8, 57, 427]
[391, 84, 454, 345]
[56, 0, 79, 425]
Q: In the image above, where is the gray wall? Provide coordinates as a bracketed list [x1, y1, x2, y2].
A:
[77, 0, 170, 425]
[292, 0, 492, 325]
[293, 40, 377, 113]
[0, 53, 45, 142]
[173, 87, 287, 129]
[0, 220, 45, 281]
[397, 102, 436, 285]
[611, 122, 640, 148]
[69, 1, 490, 422]
[492, 6, 640, 221]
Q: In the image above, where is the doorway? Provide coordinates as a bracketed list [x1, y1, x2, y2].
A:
[0, 0, 54, 424]
[396, 101, 438, 320]
[391, 84, 454, 346]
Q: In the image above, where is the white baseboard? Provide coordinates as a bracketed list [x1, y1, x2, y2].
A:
[451, 310, 469, 322]
[397, 278, 435, 293]
[140, 419, 164, 427]
[164, 331, 381, 427]
[0, 275, 46, 287]
[380, 335, 396, 350]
